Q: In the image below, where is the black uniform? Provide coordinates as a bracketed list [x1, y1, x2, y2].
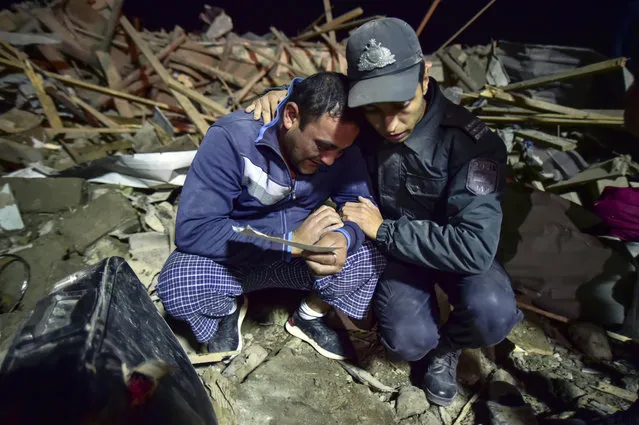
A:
[359, 78, 523, 361]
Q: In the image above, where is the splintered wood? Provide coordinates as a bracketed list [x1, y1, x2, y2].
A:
[0, 3, 369, 168]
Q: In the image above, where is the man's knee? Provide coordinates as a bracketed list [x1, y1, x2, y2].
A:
[379, 319, 439, 362]
[342, 240, 387, 277]
[459, 271, 522, 347]
[375, 285, 439, 361]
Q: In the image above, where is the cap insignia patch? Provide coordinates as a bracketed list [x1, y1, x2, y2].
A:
[357, 39, 396, 72]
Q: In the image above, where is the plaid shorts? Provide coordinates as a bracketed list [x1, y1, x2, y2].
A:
[156, 240, 386, 342]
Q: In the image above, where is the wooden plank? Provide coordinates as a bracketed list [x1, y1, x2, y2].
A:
[172, 53, 250, 87]
[514, 129, 578, 151]
[502, 57, 628, 92]
[322, 0, 337, 44]
[119, 16, 211, 136]
[593, 382, 638, 403]
[23, 59, 63, 129]
[416, 0, 442, 36]
[189, 351, 239, 365]
[437, 50, 481, 91]
[437, 0, 497, 51]
[37, 45, 80, 79]
[295, 7, 364, 41]
[0, 56, 217, 122]
[98, 0, 124, 52]
[270, 27, 317, 75]
[296, 16, 381, 41]
[243, 43, 310, 77]
[479, 88, 622, 120]
[46, 127, 139, 137]
[70, 95, 120, 128]
[96, 51, 134, 117]
[71, 25, 128, 49]
[33, 8, 94, 66]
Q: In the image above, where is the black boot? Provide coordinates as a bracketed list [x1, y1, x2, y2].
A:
[422, 342, 461, 406]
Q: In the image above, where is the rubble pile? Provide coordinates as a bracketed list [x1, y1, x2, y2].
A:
[0, 1, 637, 425]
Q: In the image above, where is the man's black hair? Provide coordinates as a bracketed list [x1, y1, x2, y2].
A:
[287, 72, 357, 130]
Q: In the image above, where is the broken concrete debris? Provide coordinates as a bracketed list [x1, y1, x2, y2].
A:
[0, 1, 637, 425]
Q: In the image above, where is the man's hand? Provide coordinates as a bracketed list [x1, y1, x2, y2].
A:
[245, 89, 287, 124]
[341, 196, 384, 240]
[302, 231, 348, 277]
[291, 205, 343, 256]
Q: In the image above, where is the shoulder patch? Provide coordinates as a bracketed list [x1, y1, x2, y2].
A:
[466, 158, 498, 195]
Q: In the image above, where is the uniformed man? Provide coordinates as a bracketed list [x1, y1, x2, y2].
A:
[246, 17, 523, 406]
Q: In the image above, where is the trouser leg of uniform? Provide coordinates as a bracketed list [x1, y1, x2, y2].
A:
[436, 260, 523, 349]
[374, 259, 441, 362]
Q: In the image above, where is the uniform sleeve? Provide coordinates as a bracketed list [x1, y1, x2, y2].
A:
[376, 129, 507, 274]
[329, 145, 377, 255]
[175, 125, 288, 265]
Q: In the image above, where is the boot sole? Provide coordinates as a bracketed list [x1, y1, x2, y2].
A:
[285, 321, 347, 361]
[425, 387, 455, 407]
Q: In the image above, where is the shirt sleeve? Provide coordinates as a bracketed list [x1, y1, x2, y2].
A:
[329, 145, 377, 255]
[174, 125, 288, 265]
[376, 129, 507, 274]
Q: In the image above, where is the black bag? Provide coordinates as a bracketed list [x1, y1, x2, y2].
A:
[0, 256, 218, 425]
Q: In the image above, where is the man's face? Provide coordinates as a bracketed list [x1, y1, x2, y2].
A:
[360, 78, 428, 144]
[280, 104, 359, 175]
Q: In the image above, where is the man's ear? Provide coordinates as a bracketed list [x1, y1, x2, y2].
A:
[422, 59, 432, 96]
[282, 102, 300, 130]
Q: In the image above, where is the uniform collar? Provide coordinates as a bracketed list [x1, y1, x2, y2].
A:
[402, 77, 446, 155]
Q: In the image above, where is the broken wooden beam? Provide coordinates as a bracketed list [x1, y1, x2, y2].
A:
[46, 127, 140, 137]
[295, 7, 364, 41]
[270, 27, 317, 75]
[437, 50, 482, 91]
[322, 0, 337, 44]
[0, 56, 218, 122]
[98, 0, 124, 52]
[514, 129, 578, 151]
[96, 51, 134, 118]
[502, 57, 628, 92]
[479, 115, 623, 127]
[437, 0, 497, 51]
[120, 16, 212, 137]
[171, 53, 250, 88]
[243, 43, 310, 77]
[188, 351, 239, 365]
[23, 58, 63, 129]
[416, 0, 442, 37]
[479, 88, 623, 120]
[70, 94, 120, 128]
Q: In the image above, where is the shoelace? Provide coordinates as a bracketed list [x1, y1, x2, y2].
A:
[428, 350, 460, 378]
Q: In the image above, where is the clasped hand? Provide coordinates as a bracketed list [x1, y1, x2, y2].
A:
[292, 205, 348, 277]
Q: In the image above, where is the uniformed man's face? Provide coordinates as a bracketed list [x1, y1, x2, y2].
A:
[280, 102, 359, 175]
[360, 76, 429, 144]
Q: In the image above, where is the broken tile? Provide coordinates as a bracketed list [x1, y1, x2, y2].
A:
[58, 191, 138, 252]
[0, 177, 85, 213]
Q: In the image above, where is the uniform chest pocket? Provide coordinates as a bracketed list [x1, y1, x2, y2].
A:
[404, 174, 447, 209]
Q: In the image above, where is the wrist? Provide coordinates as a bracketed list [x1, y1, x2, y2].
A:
[290, 231, 302, 257]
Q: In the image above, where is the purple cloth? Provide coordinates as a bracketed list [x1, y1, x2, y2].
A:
[592, 186, 639, 241]
[157, 240, 386, 342]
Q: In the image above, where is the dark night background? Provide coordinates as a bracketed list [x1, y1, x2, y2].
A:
[113, 0, 635, 60]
